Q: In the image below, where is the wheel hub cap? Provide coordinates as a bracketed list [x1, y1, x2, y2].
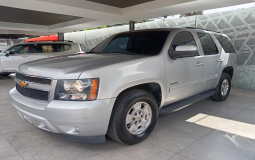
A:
[221, 79, 229, 96]
[126, 102, 152, 135]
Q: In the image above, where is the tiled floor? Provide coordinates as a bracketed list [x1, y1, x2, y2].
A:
[1, 75, 255, 160]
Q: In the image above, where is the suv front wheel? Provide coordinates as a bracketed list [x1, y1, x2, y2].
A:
[107, 89, 158, 145]
[211, 73, 231, 101]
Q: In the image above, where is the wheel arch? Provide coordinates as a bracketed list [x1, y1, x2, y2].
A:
[113, 81, 164, 108]
[222, 66, 234, 79]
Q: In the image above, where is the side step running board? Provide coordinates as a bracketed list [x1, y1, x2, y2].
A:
[159, 90, 215, 115]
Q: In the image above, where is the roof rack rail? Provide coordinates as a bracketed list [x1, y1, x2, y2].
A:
[26, 40, 73, 43]
[185, 27, 220, 33]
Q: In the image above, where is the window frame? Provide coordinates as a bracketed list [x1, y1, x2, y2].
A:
[168, 31, 201, 59]
[30, 43, 72, 53]
[196, 32, 220, 56]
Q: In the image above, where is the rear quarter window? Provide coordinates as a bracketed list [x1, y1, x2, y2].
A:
[214, 35, 236, 53]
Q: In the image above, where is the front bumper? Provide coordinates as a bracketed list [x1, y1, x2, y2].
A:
[10, 87, 116, 143]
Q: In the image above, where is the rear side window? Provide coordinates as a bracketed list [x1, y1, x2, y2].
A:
[197, 33, 219, 55]
[32, 44, 71, 53]
[214, 35, 236, 53]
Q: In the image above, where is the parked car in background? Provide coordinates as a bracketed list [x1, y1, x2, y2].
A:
[10, 28, 237, 145]
[0, 41, 84, 76]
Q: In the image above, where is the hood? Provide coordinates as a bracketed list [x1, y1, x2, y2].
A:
[19, 53, 146, 79]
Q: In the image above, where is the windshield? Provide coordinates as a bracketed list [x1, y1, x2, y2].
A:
[89, 31, 170, 56]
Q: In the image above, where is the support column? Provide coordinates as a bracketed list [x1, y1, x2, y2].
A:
[58, 33, 64, 41]
[129, 21, 135, 31]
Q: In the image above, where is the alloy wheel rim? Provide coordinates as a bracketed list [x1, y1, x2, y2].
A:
[221, 79, 229, 96]
[126, 102, 152, 135]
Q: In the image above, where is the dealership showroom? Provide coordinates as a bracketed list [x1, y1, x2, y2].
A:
[2, 0, 255, 160]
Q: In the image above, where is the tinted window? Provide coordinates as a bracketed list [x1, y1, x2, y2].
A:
[214, 34, 236, 53]
[170, 31, 197, 51]
[90, 31, 170, 56]
[32, 44, 71, 53]
[7, 44, 30, 54]
[197, 33, 218, 55]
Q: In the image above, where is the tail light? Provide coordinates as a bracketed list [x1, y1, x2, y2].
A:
[78, 52, 85, 55]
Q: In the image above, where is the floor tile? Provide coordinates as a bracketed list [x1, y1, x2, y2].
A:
[1, 154, 24, 160]
[179, 138, 255, 160]
[234, 110, 255, 123]
[99, 141, 175, 160]
[3, 129, 67, 153]
[0, 136, 19, 159]
[204, 130, 255, 153]
[146, 125, 200, 153]
[169, 154, 192, 160]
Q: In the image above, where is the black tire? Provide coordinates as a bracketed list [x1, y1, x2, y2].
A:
[107, 89, 158, 145]
[211, 73, 231, 101]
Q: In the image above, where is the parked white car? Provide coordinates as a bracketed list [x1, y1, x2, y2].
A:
[0, 41, 84, 76]
[10, 28, 237, 145]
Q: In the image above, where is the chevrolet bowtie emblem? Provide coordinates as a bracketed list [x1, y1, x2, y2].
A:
[19, 81, 28, 88]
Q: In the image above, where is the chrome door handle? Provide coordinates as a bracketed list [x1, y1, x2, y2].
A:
[195, 62, 204, 67]
[218, 58, 224, 62]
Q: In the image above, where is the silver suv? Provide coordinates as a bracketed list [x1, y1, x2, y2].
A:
[0, 41, 84, 76]
[10, 28, 237, 145]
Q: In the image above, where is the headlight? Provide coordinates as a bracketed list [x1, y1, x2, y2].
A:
[54, 78, 99, 101]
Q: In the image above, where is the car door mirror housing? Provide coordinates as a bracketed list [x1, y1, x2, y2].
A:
[168, 45, 199, 60]
[5, 51, 10, 57]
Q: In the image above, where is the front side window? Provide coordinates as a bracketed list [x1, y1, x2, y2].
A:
[170, 31, 197, 51]
[197, 33, 219, 55]
[7, 44, 30, 54]
[89, 31, 170, 56]
[214, 34, 236, 53]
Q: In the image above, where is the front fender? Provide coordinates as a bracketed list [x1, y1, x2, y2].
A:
[112, 78, 167, 107]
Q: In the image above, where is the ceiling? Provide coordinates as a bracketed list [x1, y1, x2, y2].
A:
[0, 6, 82, 25]
[0, 0, 253, 36]
[87, 0, 154, 8]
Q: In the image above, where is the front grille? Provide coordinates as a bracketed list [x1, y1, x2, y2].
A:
[16, 72, 52, 85]
[16, 84, 49, 101]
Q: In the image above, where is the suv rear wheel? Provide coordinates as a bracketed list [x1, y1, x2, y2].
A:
[107, 89, 158, 145]
[211, 73, 231, 101]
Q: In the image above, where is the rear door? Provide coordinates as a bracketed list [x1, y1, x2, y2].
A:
[196, 32, 222, 92]
[164, 30, 206, 104]
[1, 44, 31, 72]
[30, 43, 52, 61]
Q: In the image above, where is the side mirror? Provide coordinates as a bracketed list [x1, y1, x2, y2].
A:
[168, 45, 199, 60]
[5, 51, 10, 57]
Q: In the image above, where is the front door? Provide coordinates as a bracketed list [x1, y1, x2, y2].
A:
[1, 44, 31, 72]
[164, 31, 205, 104]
